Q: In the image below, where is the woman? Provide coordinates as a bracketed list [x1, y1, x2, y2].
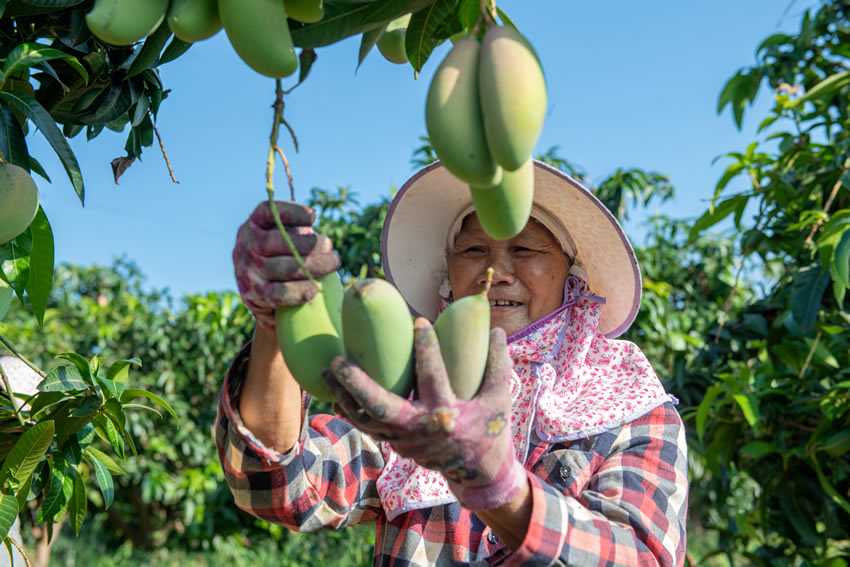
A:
[216, 161, 689, 566]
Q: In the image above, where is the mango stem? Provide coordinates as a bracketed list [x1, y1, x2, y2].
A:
[480, 267, 494, 298]
[265, 78, 315, 283]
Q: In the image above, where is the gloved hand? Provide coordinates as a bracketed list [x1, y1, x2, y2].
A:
[322, 318, 528, 511]
[233, 201, 340, 331]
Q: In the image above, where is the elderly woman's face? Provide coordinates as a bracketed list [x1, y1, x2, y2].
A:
[448, 214, 570, 336]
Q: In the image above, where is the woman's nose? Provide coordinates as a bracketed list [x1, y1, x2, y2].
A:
[480, 255, 515, 287]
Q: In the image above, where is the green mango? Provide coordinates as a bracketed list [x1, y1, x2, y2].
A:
[469, 157, 534, 240]
[275, 273, 345, 403]
[284, 0, 324, 24]
[342, 279, 414, 398]
[219, 0, 299, 78]
[425, 38, 502, 187]
[85, 0, 169, 46]
[376, 14, 411, 64]
[479, 26, 547, 171]
[167, 0, 222, 42]
[0, 163, 39, 245]
[434, 269, 492, 400]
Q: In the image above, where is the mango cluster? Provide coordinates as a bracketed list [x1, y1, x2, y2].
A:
[275, 272, 492, 404]
[426, 26, 547, 240]
[84, 0, 325, 78]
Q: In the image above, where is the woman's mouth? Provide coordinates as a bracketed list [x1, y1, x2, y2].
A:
[489, 299, 523, 310]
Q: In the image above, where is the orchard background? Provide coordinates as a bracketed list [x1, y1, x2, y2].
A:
[1, 0, 849, 565]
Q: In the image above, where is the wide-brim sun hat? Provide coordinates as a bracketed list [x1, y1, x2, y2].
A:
[380, 160, 642, 339]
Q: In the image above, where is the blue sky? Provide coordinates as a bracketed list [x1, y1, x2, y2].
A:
[28, 0, 818, 298]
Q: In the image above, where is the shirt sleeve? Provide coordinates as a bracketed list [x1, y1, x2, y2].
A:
[504, 402, 689, 567]
[214, 341, 386, 532]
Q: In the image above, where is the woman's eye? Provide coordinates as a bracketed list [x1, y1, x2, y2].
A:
[513, 247, 535, 254]
[461, 246, 484, 254]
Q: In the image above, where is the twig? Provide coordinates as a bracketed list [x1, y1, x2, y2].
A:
[274, 145, 295, 201]
[714, 262, 746, 344]
[778, 418, 818, 433]
[6, 536, 32, 567]
[798, 330, 821, 379]
[804, 162, 847, 244]
[281, 117, 300, 153]
[0, 335, 46, 378]
[153, 123, 179, 184]
[266, 79, 315, 283]
[0, 364, 26, 426]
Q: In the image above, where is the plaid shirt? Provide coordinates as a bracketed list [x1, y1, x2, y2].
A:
[216, 343, 689, 566]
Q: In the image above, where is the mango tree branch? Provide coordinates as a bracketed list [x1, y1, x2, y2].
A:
[153, 122, 179, 184]
[804, 158, 849, 245]
[0, 334, 46, 378]
[266, 79, 315, 283]
[0, 364, 26, 426]
[6, 536, 32, 567]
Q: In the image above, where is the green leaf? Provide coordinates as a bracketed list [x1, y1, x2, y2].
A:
[406, 0, 458, 72]
[69, 467, 86, 536]
[22, 207, 53, 328]
[0, 280, 11, 321]
[757, 33, 792, 53]
[0, 103, 30, 170]
[37, 366, 88, 393]
[30, 156, 48, 183]
[79, 83, 132, 127]
[0, 421, 53, 490]
[833, 228, 850, 288]
[122, 403, 162, 420]
[0, 491, 18, 542]
[0, 91, 84, 204]
[94, 415, 123, 460]
[85, 452, 114, 509]
[84, 447, 124, 475]
[819, 428, 850, 457]
[793, 71, 850, 107]
[457, 0, 478, 29]
[55, 353, 92, 384]
[119, 388, 178, 423]
[732, 393, 759, 431]
[158, 37, 193, 66]
[492, 6, 515, 27]
[739, 440, 777, 460]
[696, 384, 724, 442]
[717, 73, 744, 114]
[291, 0, 434, 49]
[298, 48, 317, 84]
[103, 399, 125, 430]
[69, 395, 101, 417]
[95, 376, 118, 400]
[357, 25, 386, 69]
[0, 230, 32, 298]
[791, 265, 830, 330]
[60, 435, 82, 467]
[688, 195, 749, 243]
[75, 424, 95, 450]
[2, 43, 88, 84]
[810, 454, 850, 516]
[127, 21, 172, 78]
[38, 459, 72, 522]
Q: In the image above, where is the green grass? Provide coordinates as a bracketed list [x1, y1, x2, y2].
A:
[31, 516, 375, 567]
